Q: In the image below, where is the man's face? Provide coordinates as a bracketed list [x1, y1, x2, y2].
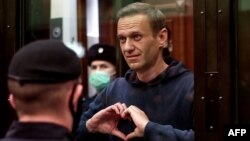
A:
[90, 60, 116, 77]
[117, 14, 163, 72]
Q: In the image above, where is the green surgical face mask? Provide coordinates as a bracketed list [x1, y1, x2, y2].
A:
[89, 71, 111, 92]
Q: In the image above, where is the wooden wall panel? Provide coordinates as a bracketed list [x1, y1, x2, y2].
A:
[0, 0, 18, 137]
[166, 15, 194, 71]
[77, 0, 88, 96]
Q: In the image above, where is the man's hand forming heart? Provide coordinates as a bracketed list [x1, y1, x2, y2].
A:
[86, 102, 127, 140]
[121, 105, 149, 141]
[86, 103, 149, 141]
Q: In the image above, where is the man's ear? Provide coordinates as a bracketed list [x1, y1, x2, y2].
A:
[158, 28, 168, 48]
[73, 84, 83, 112]
[8, 94, 16, 109]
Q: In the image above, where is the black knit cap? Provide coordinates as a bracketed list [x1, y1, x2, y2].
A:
[8, 40, 82, 84]
[87, 43, 116, 66]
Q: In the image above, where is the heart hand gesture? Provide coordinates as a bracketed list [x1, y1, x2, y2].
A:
[86, 103, 149, 141]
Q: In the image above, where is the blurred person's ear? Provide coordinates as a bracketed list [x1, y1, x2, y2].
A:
[73, 84, 83, 112]
[8, 94, 16, 109]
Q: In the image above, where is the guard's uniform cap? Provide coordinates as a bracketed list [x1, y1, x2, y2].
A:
[87, 44, 116, 66]
[8, 40, 82, 84]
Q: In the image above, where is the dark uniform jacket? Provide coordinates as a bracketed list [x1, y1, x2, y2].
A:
[75, 58, 194, 141]
[0, 121, 74, 141]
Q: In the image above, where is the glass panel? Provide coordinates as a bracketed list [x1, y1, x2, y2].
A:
[143, 0, 194, 70]
[237, 0, 250, 124]
[23, 0, 50, 44]
[23, 0, 79, 45]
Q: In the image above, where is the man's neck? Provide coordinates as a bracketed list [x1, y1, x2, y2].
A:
[136, 58, 168, 83]
[19, 114, 72, 131]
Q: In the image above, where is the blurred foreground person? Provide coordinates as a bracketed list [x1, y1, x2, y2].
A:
[1, 40, 83, 141]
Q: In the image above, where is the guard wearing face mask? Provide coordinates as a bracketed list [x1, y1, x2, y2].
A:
[75, 43, 117, 141]
[87, 43, 117, 104]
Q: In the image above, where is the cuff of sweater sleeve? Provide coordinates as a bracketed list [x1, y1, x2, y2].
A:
[83, 121, 89, 132]
[75, 121, 91, 140]
[144, 121, 173, 140]
[144, 121, 158, 140]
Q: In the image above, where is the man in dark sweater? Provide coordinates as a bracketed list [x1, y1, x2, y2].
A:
[75, 2, 194, 141]
[1, 40, 83, 141]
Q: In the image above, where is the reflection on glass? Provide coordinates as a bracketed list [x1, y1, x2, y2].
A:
[24, 0, 50, 44]
[238, 0, 250, 124]
[143, 0, 194, 70]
